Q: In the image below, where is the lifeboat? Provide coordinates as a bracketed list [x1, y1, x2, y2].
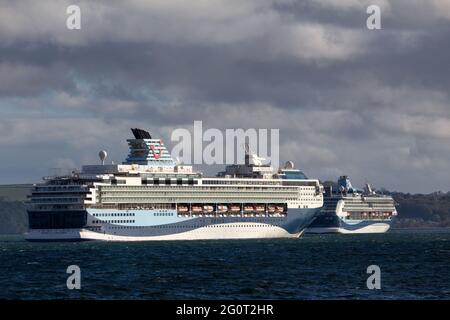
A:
[255, 205, 265, 212]
[192, 206, 202, 213]
[244, 205, 254, 212]
[217, 205, 228, 213]
[178, 205, 188, 212]
[203, 205, 214, 213]
[230, 205, 240, 212]
[275, 205, 285, 213]
[267, 205, 276, 213]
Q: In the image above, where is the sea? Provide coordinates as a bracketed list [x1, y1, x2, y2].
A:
[0, 228, 449, 300]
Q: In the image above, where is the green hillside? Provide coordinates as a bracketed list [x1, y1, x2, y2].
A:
[0, 201, 28, 234]
[0, 185, 31, 234]
[0, 184, 32, 201]
[391, 192, 450, 228]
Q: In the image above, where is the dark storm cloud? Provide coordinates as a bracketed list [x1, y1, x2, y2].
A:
[0, 0, 449, 192]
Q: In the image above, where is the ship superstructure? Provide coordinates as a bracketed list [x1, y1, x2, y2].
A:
[26, 129, 324, 241]
[306, 176, 397, 234]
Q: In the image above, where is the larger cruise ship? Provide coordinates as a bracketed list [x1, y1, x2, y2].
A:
[306, 176, 397, 234]
[26, 129, 324, 241]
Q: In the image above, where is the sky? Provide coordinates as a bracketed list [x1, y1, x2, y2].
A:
[0, 0, 449, 193]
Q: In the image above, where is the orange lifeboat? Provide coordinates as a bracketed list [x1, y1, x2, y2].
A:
[255, 205, 265, 212]
[203, 205, 214, 213]
[230, 205, 241, 212]
[244, 205, 254, 212]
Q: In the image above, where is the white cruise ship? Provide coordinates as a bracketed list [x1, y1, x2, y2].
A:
[306, 176, 397, 234]
[26, 128, 324, 241]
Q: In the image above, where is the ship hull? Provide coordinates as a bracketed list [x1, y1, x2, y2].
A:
[306, 219, 393, 234]
[26, 207, 319, 241]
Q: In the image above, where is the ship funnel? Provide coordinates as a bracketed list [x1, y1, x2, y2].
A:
[99, 150, 108, 165]
[337, 175, 353, 193]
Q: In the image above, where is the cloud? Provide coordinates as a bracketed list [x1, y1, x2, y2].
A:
[312, 0, 391, 12]
[0, 62, 74, 97]
[0, 0, 449, 193]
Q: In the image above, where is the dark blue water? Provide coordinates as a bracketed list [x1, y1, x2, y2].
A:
[1, 229, 449, 299]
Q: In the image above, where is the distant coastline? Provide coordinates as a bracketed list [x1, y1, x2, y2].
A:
[390, 191, 450, 228]
[0, 184, 449, 235]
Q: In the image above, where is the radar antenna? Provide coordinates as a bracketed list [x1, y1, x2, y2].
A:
[99, 150, 108, 165]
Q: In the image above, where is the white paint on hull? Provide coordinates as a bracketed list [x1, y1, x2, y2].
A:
[306, 223, 391, 234]
[25, 222, 303, 241]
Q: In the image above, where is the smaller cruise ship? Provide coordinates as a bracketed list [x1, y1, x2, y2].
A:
[306, 176, 397, 234]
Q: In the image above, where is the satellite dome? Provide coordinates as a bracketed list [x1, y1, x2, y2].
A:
[284, 161, 295, 169]
[99, 150, 108, 165]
